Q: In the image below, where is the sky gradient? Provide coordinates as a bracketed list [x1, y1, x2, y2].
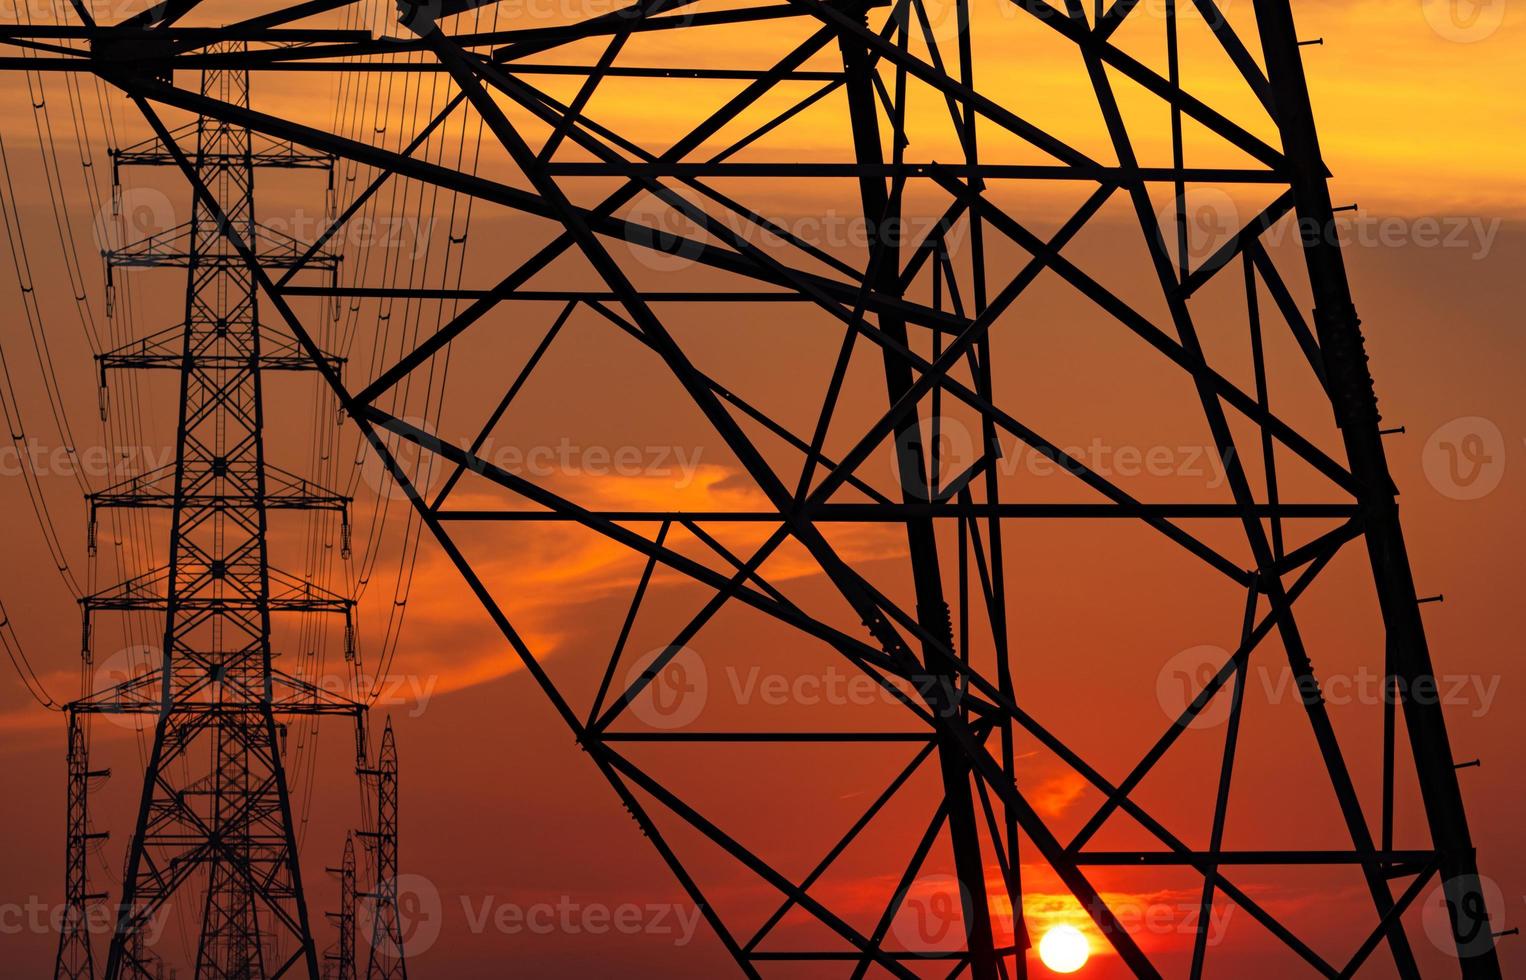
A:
[1, 0, 1524, 976]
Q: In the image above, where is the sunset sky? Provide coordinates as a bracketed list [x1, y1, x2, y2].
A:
[1, 0, 1524, 976]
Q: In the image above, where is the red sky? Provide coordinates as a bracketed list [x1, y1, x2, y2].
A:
[1, 0, 1524, 976]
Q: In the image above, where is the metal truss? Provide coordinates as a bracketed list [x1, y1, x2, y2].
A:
[4, 0, 1504, 976]
[34, 37, 373, 980]
[323, 836, 359, 980]
[57, 711, 110, 980]
[357, 721, 405, 980]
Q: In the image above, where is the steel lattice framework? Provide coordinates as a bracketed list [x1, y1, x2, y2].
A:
[1, 0, 1504, 975]
[41, 38, 383, 980]
[57, 712, 109, 980]
[323, 835, 358, 980]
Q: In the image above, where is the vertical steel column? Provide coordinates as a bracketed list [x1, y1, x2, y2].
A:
[1254, 0, 1503, 974]
[837, 18, 1000, 978]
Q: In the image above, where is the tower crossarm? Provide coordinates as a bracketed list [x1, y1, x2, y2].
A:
[95, 322, 345, 376]
[111, 123, 333, 171]
[103, 221, 340, 274]
[87, 462, 349, 512]
[82, 564, 354, 615]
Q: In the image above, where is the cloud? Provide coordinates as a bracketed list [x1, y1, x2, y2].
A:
[1030, 771, 1089, 818]
[366, 464, 906, 707]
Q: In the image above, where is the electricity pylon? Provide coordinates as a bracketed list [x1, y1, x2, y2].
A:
[323, 836, 358, 980]
[56, 711, 108, 980]
[4, 0, 1506, 975]
[57, 42, 369, 978]
[358, 721, 405, 980]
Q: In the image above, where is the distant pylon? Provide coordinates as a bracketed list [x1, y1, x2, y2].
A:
[54, 710, 107, 980]
[324, 835, 358, 980]
[359, 720, 405, 980]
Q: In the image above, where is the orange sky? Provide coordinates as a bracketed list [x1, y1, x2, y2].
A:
[1, 0, 1524, 976]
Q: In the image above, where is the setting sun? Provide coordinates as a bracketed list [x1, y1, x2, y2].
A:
[1038, 925, 1091, 974]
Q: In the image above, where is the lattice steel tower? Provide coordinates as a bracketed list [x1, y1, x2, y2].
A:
[56, 41, 369, 980]
[323, 835, 358, 980]
[3, 0, 1508, 976]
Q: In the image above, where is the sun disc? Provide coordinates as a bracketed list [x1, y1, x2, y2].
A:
[1038, 924, 1090, 974]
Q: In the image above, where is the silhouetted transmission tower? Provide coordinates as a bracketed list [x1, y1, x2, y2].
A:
[323, 835, 358, 980]
[35, 38, 390, 980]
[0, 0, 1505, 975]
[358, 721, 405, 980]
